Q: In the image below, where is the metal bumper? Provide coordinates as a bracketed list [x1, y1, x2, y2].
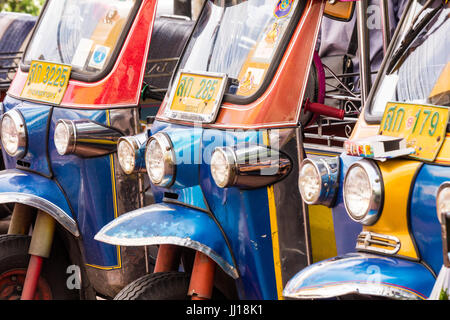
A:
[0, 169, 79, 236]
[95, 202, 238, 279]
[283, 252, 436, 300]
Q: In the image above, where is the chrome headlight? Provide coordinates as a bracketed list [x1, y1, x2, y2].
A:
[54, 120, 76, 155]
[117, 133, 147, 174]
[1, 109, 27, 158]
[298, 157, 339, 207]
[210, 147, 236, 188]
[343, 159, 383, 225]
[437, 182, 450, 224]
[145, 132, 175, 187]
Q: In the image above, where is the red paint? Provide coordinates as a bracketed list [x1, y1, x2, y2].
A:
[20, 255, 44, 300]
[188, 251, 216, 300]
[304, 99, 345, 120]
[7, 0, 157, 108]
[0, 269, 51, 300]
[157, 0, 325, 129]
[154, 244, 181, 273]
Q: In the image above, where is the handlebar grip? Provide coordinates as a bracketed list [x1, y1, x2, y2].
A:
[304, 100, 345, 120]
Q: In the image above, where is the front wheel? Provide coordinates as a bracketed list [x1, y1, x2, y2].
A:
[114, 271, 227, 300]
[0, 234, 79, 300]
[114, 272, 191, 300]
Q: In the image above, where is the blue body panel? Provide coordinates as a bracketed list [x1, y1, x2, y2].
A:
[100, 120, 279, 299]
[96, 202, 237, 278]
[410, 164, 450, 275]
[284, 252, 435, 299]
[332, 154, 363, 255]
[1, 95, 121, 268]
[0, 169, 76, 233]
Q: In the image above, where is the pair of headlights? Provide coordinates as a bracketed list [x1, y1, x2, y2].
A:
[1, 109, 122, 159]
[117, 132, 176, 186]
[300, 157, 450, 228]
[118, 132, 227, 188]
[299, 158, 383, 226]
[1, 109, 75, 158]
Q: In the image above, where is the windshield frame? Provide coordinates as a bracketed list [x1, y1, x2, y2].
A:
[19, 0, 142, 83]
[166, 0, 308, 106]
[364, 0, 447, 124]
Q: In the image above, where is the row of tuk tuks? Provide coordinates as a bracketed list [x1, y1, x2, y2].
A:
[0, 0, 448, 301]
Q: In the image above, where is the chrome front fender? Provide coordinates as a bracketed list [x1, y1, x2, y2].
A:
[0, 169, 79, 236]
[95, 202, 238, 279]
[283, 252, 436, 300]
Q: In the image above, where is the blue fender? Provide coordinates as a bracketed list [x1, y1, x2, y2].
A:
[95, 202, 238, 279]
[0, 169, 79, 236]
[283, 252, 436, 300]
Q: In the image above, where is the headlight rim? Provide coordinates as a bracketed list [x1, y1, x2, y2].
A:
[54, 119, 76, 156]
[1, 109, 28, 158]
[343, 159, 384, 226]
[298, 157, 340, 207]
[210, 146, 237, 188]
[145, 132, 176, 188]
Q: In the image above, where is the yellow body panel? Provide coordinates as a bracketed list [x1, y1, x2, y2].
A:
[364, 160, 422, 259]
[308, 205, 337, 262]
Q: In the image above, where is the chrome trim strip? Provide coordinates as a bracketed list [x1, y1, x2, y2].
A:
[0, 192, 79, 237]
[284, 281, 424, 300]
[356, 231, 401, 255]
[95, 234, 238, 280]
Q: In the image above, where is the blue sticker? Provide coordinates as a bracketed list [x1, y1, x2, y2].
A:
[89, 45, 111, 69]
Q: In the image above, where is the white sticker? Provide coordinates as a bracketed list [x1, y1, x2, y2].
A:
[88, 44, 111, 70]
[71, 38, 94, 69]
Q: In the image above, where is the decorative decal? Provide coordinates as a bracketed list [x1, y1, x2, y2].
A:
[274, 0, 294, 19]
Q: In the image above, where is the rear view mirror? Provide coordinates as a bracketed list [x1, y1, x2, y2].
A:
[324, 1, 356, 22]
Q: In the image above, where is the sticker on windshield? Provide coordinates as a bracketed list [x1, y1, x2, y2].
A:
[88, 45, 111, 70]
[274, 0, 294, 19]
[71, 38, 94, 69]
[237, 67, 265, 96]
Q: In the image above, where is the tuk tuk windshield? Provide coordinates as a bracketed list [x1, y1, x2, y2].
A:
[369, 0, 449, 118]
[23, 0, 137, 78]
[175, 0, 301, 98]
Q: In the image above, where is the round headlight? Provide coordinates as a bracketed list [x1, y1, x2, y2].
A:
[145, 133, 175, 187]
[118, 138, 136, 175]
[54, 120, 75, 155]
[299, 161, 321, 204]
[298, 157, 340, 206]
[343, 160, 383, 225]
[1, 109, 27, 158]
[210, 148, 236, 188]
[437, 183, 450, 224]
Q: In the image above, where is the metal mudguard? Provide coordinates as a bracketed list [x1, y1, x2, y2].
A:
[0, 169, 79, 236]
[95, 202, 238, 279]
[283, 252, 436, 300]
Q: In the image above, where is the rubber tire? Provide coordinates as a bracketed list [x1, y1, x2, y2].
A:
[114, 272, 191, 300]
[0, 234, 79, 300]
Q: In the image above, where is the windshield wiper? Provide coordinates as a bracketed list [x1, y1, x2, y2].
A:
[386, 0, 444, 74]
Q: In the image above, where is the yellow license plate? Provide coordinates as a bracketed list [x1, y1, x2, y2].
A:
[21, 60, 72, 105]
[168, 71, 227, 123]
[379, 102, 449, 161]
